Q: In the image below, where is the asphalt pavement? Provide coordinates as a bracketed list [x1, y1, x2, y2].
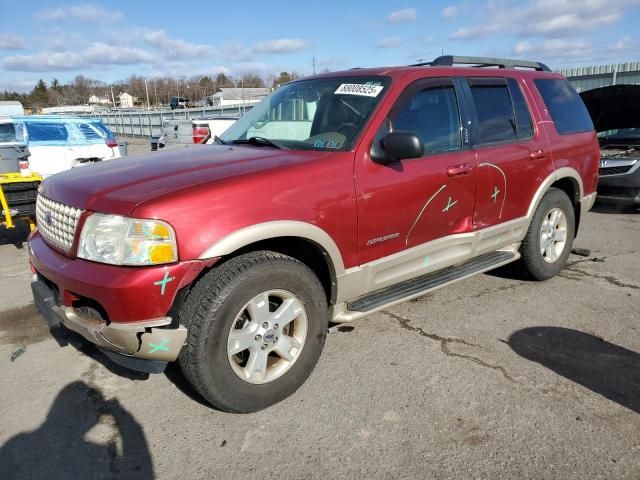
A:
[0, 165, 639, 479]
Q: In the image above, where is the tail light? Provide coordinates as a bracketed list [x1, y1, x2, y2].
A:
[192, 126, 210, 144]
[106, 137, 118, 148]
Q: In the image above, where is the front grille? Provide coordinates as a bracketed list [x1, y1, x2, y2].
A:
[599, 165, 633, 176]
[36, 195, 83, 251]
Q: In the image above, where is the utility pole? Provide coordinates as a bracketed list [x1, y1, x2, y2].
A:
[312, 57, 316, 75]
[110, 86, 116, 107]
[144, 79, 150, 109]
[153, 79, 158, 107]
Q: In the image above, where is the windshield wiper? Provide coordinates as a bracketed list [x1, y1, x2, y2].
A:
[231, 136, 285, 149]
[213, 135, 225, 145]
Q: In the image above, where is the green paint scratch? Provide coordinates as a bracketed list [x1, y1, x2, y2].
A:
[423, 256, 430, 267]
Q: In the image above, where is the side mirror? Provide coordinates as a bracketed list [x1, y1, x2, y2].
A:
[372, 131, 424, 164]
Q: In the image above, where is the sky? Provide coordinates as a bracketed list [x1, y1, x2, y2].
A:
[1, 0, 640, 92]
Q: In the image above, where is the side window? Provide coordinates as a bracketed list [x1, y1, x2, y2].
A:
[469, 80, 517, 145]
[507, 78, 533, 139]
[391, 85, 461, 154]
[25, 122, 69, 142]
[534, 78, 593, 135]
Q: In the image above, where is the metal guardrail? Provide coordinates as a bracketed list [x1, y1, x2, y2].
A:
[81, 104, 253, 138]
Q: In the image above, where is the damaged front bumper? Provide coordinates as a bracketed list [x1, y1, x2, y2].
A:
[32, 278, 187, 368]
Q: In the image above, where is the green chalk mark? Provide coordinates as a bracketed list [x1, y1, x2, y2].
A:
[154, 271, 175, 295]
[423, 256, 430, 267]
[149, 339, 169, 353]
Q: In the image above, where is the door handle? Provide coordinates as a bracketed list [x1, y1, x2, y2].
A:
[529, 149, 546, 160]
[446, 164, 472, 177]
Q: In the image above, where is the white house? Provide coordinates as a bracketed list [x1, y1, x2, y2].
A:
[118, 92, 135, 108]
[88, 95, 112, 105]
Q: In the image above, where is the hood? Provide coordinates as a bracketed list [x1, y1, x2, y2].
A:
[580, 85, 640, 133]
[41, 145, 326, 215]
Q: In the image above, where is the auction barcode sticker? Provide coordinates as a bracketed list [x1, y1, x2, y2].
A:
[334, 83, 384, 97]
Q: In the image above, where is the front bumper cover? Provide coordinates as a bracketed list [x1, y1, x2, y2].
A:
[32, 278, 187, 362]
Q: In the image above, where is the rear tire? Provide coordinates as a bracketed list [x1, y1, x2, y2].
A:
[520, 188, 575, 280]
[178, 251, 329, 413]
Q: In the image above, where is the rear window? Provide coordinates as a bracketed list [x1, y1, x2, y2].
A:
[90, 121, 115, 138]
[25, 122, 69, 142]
[470, 81, 517, 145]
[0, 123, 18, 142]
[77, 123, 105, 141]
[507, 78, 533, 139]
[534, 79, 593, 135]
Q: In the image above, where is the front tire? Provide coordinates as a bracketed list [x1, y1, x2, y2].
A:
[178, 251, 329, 413]
[520, 188, 575, 280]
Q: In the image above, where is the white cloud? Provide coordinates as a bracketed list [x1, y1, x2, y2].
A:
[388, 8, 417, 23]
[514, 39, 592, 58]
[0, 78, 39, 93]
[143, 30, 213, 60]
[441, 5, 462, 18]
[2, 43, 156, 72]
[450, 0, 640, 40]
[252, 38, 310, 54]
[376, 36, 402, 49]
[0, 33, 27, 50]
[36, 3, 123, 22]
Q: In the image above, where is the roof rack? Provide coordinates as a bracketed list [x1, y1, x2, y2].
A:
[412, 55, 551, 72]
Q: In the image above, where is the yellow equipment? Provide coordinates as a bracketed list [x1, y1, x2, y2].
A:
[0, 171, 42, 232]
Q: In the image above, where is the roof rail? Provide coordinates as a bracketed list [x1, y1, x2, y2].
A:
[413, 55, 551, 72]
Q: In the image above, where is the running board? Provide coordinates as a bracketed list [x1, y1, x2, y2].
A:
[346, 251, 518, 313]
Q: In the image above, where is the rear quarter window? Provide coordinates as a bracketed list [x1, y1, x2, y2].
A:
[534, 78, 594, 135]
[77, 123, 106, 141]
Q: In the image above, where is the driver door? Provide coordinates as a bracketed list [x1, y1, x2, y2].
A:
[355, 77, 477, 267]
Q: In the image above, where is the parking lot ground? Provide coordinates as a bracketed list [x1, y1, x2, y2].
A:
[0, 204, 639, 479]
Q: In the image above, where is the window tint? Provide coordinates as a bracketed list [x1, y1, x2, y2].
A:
[534, 79, 593, 135]
[470, 83, 517, 145]
[25, 122, 69, 142]
[391, 85, 461, 154]
[507, 78, 533, 139]
[0, 123, 17, 142]
[90, 121, 115, 138]
[77, 123, 104, 141]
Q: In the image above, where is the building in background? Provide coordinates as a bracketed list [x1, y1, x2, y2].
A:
[117, 92, 136, 109]
[88, 95, 112, 106]
[207, 88, 270, 108]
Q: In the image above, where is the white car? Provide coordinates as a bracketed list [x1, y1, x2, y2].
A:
[9, 116, 120, 177]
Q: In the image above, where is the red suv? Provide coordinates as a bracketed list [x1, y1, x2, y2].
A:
[29, 56, 599, 412]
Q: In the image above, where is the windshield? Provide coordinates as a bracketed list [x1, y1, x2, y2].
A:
[220, 76, 391, 151]
[598, 128, 640, 143]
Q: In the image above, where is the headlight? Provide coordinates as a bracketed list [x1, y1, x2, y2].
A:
[78, 214, 177, 266]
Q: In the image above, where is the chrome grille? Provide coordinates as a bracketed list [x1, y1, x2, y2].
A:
[36, 195, 83, 251]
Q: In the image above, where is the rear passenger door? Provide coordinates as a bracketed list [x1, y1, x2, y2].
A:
[463, 77, 552, 229]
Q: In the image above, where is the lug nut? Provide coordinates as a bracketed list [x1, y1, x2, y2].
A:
[274, 324, 279, 330]
[255, 334, 262, 341]
[261, 344, 268, 350]
[262, 322, 269, 328]
[273, 337, 279, 344]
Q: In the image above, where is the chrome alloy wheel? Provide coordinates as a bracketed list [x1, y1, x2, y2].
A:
[227, 290, 307, 384]
[540, 207, 568, 263]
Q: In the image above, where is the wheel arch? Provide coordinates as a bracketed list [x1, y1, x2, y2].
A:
[198, 221, 345, 305]
[527, 167, 584, 236]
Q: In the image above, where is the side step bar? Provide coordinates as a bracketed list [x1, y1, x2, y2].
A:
[347, 251, 518, 313]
